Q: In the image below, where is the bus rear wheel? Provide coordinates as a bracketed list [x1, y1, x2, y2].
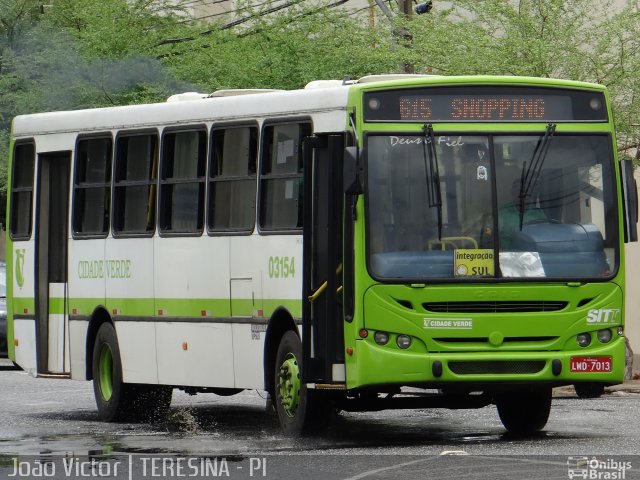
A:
[495, 387, 552, 435]
[92, 323, 172, 422]
[273, 330, 331, 435]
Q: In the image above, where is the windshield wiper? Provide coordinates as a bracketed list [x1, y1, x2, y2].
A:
[423, 124, 443, 240]
[519, 123, 556, 230]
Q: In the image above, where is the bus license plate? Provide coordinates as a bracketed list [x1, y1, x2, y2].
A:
[570, 356, 612, 373]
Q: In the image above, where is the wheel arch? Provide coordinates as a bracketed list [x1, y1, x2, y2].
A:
[263, 307, 299, 395]
[85, 306, 113, 380]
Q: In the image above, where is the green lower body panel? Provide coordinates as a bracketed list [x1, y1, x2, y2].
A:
[347, 336, 626, 389]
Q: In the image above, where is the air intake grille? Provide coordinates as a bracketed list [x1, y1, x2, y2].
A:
[448, 360, 546, 375]
[423, 301, 567, 313]
[434, 336, 558, 344]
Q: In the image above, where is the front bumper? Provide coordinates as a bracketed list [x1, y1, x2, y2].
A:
[347, 336, 625, 390]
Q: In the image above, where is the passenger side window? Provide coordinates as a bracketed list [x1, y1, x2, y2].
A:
[10, 142, 36, 240]
[259, 122, 311, 231]
[159, 129, 206, 234]
[73, 137, 112, 237]
[113, 133, 158, 235]
[209, 126, 257, 233]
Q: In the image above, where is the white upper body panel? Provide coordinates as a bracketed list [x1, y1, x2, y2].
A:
[12, 87, 351, 138]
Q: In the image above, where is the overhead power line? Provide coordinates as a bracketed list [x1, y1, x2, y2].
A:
[156, 0, 347, 47]
[155, 0, 350, 57]
[236, 0, 349, 37]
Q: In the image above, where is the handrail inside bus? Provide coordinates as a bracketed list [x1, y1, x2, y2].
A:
[428, 236, 478, 251]
[308, 264, 343, 301]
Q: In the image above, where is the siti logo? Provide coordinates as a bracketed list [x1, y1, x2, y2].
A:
[586, 309, 621, 325]
[567, 457, 632, 479]
[15, 249, 26, 289]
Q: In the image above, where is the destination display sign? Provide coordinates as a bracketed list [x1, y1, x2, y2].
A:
[363, 87, 607, 122]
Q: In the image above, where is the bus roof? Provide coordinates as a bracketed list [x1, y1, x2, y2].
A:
[12, 75, 606, 138]
[12, 85, 351, 137]
[348, 74, 606, 91]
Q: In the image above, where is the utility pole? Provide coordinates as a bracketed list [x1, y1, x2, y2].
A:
[400, 0, 413, 16]
[373, 0, 433, 74]
[399, 0, 414, 73]
[369, 0, 376, 48]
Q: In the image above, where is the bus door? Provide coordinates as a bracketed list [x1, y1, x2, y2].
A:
[302, 134, 345, 385]
[35, 152, 71, 375]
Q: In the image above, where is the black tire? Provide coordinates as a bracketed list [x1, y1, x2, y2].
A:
[496, 387, 552, 435]
[92, 323, 172, 422]
[273, 330, 332, 435]
[210, 388, 243, 396]
[574, 383, 605, 399]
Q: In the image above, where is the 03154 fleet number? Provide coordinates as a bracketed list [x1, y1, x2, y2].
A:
[268, 256, 296, 279]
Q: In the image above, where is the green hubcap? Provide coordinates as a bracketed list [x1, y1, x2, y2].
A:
[277, 353, 301, 417]
[98, 345, 114, 402]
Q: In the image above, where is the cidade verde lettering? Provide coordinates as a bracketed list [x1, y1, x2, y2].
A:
[423, 318, 473, 329]
[78, 260, 103, 279]
[78, 259, 132, 279]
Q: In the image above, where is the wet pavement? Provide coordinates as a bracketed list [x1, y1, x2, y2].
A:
[2, 359, 640, 479]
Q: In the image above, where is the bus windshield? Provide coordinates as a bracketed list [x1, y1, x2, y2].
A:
[367, 134, 618, 281]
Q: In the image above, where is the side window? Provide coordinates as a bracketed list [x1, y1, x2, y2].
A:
[259, 122, 311, 231]
[159, 129, 206, 234]
[208, 126, 257, 233]
[73, 137, 112, 237]
[113, 133, 158, 235]
[10, 142, 36, 240]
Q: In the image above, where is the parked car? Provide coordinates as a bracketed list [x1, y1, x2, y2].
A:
[0, 263, 7, 357]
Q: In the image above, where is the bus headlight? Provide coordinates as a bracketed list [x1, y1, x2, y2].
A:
[577, 333, 591, 347]
[374, 331, 389, 345]
[396, 335, 412, 349]
[597, 329, 612, 344]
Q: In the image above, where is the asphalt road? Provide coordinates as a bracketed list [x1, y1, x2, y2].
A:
[1, 359, 639, 479]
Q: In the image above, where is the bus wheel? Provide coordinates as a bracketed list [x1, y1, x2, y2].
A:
[574, 383, 605, 399]
[495, 387, 552, 435]
[92, 323, 172, 422]
[274, 331, 330, 435]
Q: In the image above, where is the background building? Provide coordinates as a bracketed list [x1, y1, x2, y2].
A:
[171, 0, 374, 21]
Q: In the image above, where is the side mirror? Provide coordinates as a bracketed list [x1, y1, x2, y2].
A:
[621, 159, 638, 242]
[344, 146, 363, 195]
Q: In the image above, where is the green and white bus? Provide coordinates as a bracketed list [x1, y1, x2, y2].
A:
[6, 75, 639, 435]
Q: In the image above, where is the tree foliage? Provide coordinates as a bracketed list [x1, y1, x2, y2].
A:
[0, 0, 192, 206]
[157, 2, 399, 90]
